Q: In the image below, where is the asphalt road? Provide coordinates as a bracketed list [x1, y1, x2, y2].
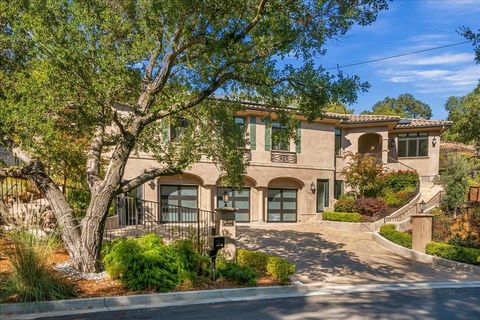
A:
[43, 287, 480, 320]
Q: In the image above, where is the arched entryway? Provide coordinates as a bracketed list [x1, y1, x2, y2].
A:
[358, 133, 382, 158]
[267, 177, 304, 222]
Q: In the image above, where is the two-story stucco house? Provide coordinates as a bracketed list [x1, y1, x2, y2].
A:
[123, 101, 451, 223]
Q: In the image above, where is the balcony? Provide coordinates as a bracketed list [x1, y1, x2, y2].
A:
[271, 150, 297, 164]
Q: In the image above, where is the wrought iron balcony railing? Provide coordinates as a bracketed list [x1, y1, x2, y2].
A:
[271, 150, 297, 164]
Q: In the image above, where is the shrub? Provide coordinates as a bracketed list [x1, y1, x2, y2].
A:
[322, 211, 362, 222]
[103, 234, 182, 292]
[217, 262, 258, 286]
[171, 240, 211, 278]
[440, 154, 470, 212]
[342, 152, 385, 197]
[334, 195, 356, 213]
[382, 186, 415, 208]
[237, 249, 269, 273]
[383, 171, 419, 193]
[236, 250, 295, 284]
[266, 257, 295, 284]
[354, 198, 387, 216]
[379, 224, 412, 248]
[426, 242, 480, 265]
[0, 231, 76, 302]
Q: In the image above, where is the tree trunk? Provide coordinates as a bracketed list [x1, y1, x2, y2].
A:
[70, 186, 113, 273]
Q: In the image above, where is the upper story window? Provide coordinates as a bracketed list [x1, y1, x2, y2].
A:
[170, 118, 189, 141]
[335, 128, 342, 156]
[271, 121, 290, 151]
[398, 132, 428, 157]
[234, 116, 246, 129]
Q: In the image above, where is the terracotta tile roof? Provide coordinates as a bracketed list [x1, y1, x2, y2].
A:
[395, 118, 453, 129]
[344, 114, 401, 123]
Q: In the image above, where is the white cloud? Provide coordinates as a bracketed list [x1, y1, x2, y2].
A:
[380, 64, 480, 94]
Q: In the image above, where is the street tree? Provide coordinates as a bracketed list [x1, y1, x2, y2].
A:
[0, 0, 388, 272]
[362, 93, 432, 119]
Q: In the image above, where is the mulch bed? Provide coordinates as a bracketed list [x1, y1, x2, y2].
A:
[0, 237, 278, 302]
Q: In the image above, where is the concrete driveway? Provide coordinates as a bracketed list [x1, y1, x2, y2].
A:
[237, 223, 480, 285]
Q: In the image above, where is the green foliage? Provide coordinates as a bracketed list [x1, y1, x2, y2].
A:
[361, 93, 432, 119]
[217, 262, 258, 286]
[342, 152, 385, 197]
[322, 211, 362, 222]
[324, 102, 354, 114]
[379, 224, 412, 248]
[236, 249, 269, 273]
[171, 240, 211, 279]
[103, 234, 210, 292]
[65, 188, 91, 218]
[266, 256, 296, 284]
[354, 197, 387, 217]
[440, 154, 470, 211]
[334, 194, 357, 213]
[0, 0, 388, 189]
[426, 242, 480, 265]
[383, 171, 419, 193]
[0, 230, 76, 302]
[442, 84, 480, 145]
[382, 186, 416, 207]
[236, 249, 295, 284]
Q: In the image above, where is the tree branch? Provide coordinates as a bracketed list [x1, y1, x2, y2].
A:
[119, 167, 182, 194]
[86, 124, 104, 188]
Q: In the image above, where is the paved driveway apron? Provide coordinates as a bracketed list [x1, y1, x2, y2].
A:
[237, 223, 480, 285]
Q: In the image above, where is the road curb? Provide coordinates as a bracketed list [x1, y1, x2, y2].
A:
[3, 281, 480, 319]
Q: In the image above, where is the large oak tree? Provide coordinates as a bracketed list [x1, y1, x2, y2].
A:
[0, 0, 387, 272]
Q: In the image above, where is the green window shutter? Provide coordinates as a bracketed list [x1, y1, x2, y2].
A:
[264, 123, 271, 151]
[249, 116, 256, 150]
[162, 123, 169, 142]
[295, 122, 302, 153]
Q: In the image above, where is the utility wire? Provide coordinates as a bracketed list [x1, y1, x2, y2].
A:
[325, 40, 472, 70]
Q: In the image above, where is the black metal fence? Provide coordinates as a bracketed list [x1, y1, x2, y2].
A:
[105, 196, 216, 254]
[0, 177, 90, 229]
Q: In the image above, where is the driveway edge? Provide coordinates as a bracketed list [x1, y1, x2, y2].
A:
[3, 281, 480, 319]
[372, 232, 480, 275]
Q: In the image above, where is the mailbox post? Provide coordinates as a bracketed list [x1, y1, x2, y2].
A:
[214, 206, 237, 261]
[208, 236, 225, 281]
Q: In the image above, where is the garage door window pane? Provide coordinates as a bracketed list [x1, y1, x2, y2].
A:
[267, 188, 297, 222]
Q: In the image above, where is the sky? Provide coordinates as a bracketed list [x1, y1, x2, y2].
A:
[288, 0, 480, 120]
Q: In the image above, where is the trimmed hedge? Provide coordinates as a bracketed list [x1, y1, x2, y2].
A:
[266, 257, 296, 284]
[379, 224, 412, 248]
[334, 195, 356, 213]
[217, 262, 258, 286]
[236, 249, 295, 284]
[425, 242, 480, 266]
[322, 211, 362, 222]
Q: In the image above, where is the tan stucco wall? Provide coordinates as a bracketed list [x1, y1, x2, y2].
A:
[122, 113, 445, 223]
[389, 131, 441, 179]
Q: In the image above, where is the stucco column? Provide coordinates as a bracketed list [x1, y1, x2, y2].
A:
[203, 184, 215, 212]
[411, 214, 433, 253]
[214, 207, 237, 260]
[382, 137, 389, 164]
[257, 187, 267, 222]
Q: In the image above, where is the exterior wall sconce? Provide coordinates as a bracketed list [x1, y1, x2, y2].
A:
[310, 182, 316, 193]
[419, 200, 426, 213]
[222, 190, 229, 207]
[432, 137, 437, 147]
[390, 138, 395, 148]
